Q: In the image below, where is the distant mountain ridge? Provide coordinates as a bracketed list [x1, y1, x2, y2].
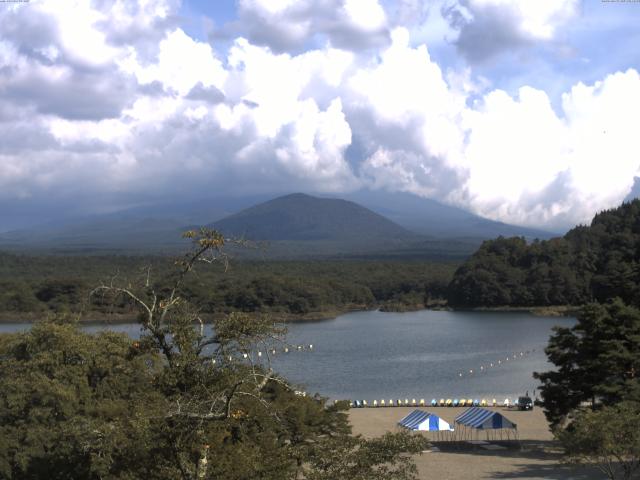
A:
[0, 191, 555, 257]
[341, 190, 556, 240]
[211, 193, 416, 242]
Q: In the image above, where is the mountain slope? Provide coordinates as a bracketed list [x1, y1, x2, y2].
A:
[211, 193, 417, 242]
[343, 190, 556, 240]
[0, 191, 555, 257]
[0, 196, 269, 253]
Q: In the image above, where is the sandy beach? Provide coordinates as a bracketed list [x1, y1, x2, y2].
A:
[349, 406, 605, 480]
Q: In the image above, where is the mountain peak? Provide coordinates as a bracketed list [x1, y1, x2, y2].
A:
[211, 193, 415, 242]
[279, 192, 313, 200]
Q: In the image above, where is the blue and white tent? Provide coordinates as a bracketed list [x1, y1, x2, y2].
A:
[454, 407, 516, 430]
[398, 410, 454, 431]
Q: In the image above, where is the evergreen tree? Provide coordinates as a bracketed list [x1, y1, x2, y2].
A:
[448, 199, 640, 308]
[535, 299, 640, 428]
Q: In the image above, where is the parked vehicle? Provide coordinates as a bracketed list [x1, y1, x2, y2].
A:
[516, 396, 533, 410]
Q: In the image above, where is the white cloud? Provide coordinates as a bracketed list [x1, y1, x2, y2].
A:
[37, 0, 118, 67]
[342, 0, 387, 32]
[120, 28, 227, 95]
[453, 69, 640, 228]
[1, 0, 640, 231]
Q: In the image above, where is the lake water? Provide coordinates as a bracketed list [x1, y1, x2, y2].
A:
[0, 309, 574, 402]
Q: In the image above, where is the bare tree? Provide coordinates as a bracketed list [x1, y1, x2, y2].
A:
[91, 228, 290, 479]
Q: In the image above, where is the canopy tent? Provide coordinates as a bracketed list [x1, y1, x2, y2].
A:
[455, 407, 516, 430]
[398, 410, 454, 441]
[454, 407, 518, 443]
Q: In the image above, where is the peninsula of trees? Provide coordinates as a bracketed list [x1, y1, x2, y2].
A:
[448, 200, 640, 308]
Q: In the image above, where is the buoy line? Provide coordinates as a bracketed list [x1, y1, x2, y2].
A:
[209, 344, 314, 364]
[345, 397, 520, 408]
[455, 347, 541, 379]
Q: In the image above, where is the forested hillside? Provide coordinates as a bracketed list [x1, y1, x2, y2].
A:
[0, 254, 456, 320]
[448, 200, 640, 307]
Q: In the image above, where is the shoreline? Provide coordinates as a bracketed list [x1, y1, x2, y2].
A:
[0, 303, 579, 325]
[460, 305, 580, 317]
[0, 306, 373, 325]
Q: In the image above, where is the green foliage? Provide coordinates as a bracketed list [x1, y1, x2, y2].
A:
[535, 299, 640, 428]
[304, 430, 429, 480]
[0, 320, 165, 479]
[558, 402, 640, 480]
[0, 229, 428, 479]
[448, 200, 640, 307]
[0, 254, 457, 317]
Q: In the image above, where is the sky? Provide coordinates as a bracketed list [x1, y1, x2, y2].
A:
[1, 0, 640, 232]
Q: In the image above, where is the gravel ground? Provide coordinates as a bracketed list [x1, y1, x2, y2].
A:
[348, 406, 606, 480]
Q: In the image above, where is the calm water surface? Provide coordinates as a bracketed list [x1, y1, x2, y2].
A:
[0, 309, 574, 401]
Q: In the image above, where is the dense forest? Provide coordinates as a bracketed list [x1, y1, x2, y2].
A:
[0, 253, 457, 320]
[448, 200, 640, 307]
[0, 230, 428, 479]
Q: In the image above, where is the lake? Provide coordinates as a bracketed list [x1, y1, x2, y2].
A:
[0, 309, 574, 402]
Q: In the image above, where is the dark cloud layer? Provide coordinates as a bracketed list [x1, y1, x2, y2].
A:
[212, 0, 390, 53]
[443, 1, 526, 63]
[443, 0, 578, 63]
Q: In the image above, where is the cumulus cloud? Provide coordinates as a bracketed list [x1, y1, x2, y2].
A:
[214, 0, 390, 53]
[1, 0, 639, 232]
[451, 69, 640, 228]
[444, 0, 579, 62]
